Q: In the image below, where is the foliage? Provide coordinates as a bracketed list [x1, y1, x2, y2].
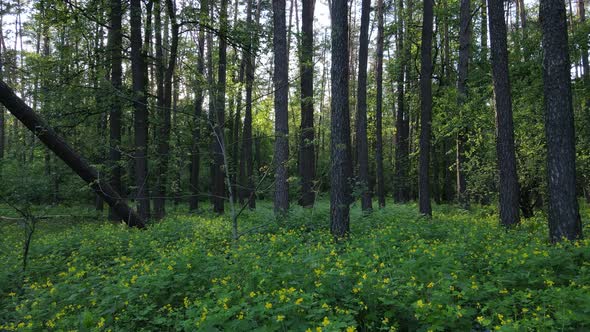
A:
[1, 202, 590, 331]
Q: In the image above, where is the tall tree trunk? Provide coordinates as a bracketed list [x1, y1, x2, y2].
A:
[419, 0, 434, 216]
[153, 0, 179, 219]
[108, 0, 123, 220]
[240, 0, 258, 209]
[189, 0, 208, 212]
[130, 0, 150, 220]
[375, 0, 385, 208]
[330, 0, 352, 238]
[355, 0, 372, 212]
[0, 80, 145, 227]
[540, 0, 582, 242]
[488, 0, 520, 227]
[212, 0, 228, 214]
[456, 0, 471, 207]
[298, 0, 315, 208]
[395, 0, 410, 203]
[273, 0, 289, 215]
[481, 0, 488, 61]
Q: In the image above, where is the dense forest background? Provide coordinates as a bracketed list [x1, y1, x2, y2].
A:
[0, 0, 588, 233]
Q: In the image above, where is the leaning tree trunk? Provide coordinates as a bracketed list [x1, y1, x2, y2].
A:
[488, 0, 520, 227]
[330, 0, 352, 238]
[273, 0, 290, 215]
[0, 80, 145, 227]
[355, 0, 372, 212]
[418, 0, 434, 217]
[539, 0, 582, 242]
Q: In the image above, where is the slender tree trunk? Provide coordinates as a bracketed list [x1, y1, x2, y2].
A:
[355, 0, 372, 212]
[456, 0, 471, 207]
[298, 0, 315, 208]
[419, 0, 434, 216]
[273, 0, 289, 215]
[0, 80, 145, 227]
[212, 0, 228, 214]
[395, 0, 410, 203]
[107, 0, 123, 220]
[580, 0, 589, 78]
[190, 1, 208, 212]
[540, 0, 582, 242]
[130, 0, 150, 220]
[330, 0, 352, 238]
[488, 0, 520, 227]
[153, 0, 179, 219]
[375, 0, 385, 208]
[481, 0, 488, 61]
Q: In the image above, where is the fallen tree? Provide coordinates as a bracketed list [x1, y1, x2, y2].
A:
[0, 80, 145, 228]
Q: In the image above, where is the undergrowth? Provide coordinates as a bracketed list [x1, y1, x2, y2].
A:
[1, 201, 589, 331]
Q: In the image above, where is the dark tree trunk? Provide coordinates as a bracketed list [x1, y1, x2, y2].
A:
[418, 0, 434, 216]
[107, 0, 123, 220]
[298, 0, 315, 208]
[189, 0, 208, 212]
[395, 0, 410, 203]
[481, 0, 488, 61]
[273, 0, 289, 215]
[153, 0, 179, 219]
[0, 80, 145, 227]
[330, 0, 352, 238]
[130, 0, 150, 220]
[375, 0, 385, 208]
[540, 0, 582, 242]
[456, 0, 471, 207]
[488, 0, 520, 227]
[240, 0, 257, 209]
[212, 0, 228, 214]
[355, 0, 372, 212]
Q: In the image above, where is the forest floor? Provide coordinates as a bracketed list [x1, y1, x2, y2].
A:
[1, 201, 590, 331]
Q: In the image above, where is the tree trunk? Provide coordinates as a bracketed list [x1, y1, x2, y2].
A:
[298, 0, 315, 208]
[395, 0, 410, 203]
[418, 0, 434, 216]
[456, 0, 471, 207]
[488, 0, 520, 227]
[153, 0, 179, 219]
[355, 0, 372, 212]
[130, 0, 150, 220]
[580, 0, 589, 78]
[212, 0, 228, 214]
[0, 80, 145, 227]
[330, 0, 352, 238]
[189, 0, 208, 212]
[540, 0, 582, 242]
[107, 0, 123, 220]
[375, 0, 385, 208]
[273, 0, 289, 215]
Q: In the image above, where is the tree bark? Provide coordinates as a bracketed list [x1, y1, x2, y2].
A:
[330, 0, 352, 238]
[395, 0, 410, 203]
[130, 0, 150, 220]
[298, 0, 315, 208]
[580, 0, 589, 78]
[418, 0, 434, 216]
[190, 0, 208, 212]
[540, 0, 582, 242]
[273, 0, 289, 215]
[456, 0, 471, 207]
[488, 0, 520, 227]
[375, 0, 385, 208]
[107, 0, 123, 220]
[355, 0, 372, 212]
[0, 80, 145, 227]
[212, 0, 228, 214]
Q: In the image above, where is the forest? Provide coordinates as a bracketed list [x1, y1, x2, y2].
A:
[1, 0, 590, 330]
